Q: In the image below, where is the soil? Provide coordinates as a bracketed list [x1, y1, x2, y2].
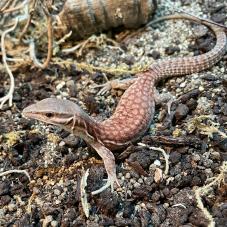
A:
[0, 0, 227, 226]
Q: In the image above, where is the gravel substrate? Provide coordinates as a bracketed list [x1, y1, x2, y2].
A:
[0, 0, 226, 226]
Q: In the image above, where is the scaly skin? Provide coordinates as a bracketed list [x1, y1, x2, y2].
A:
[22, 14, 227, 194]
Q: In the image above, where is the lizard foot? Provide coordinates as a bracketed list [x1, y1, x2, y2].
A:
[93, 78, 137, 96]
[91, 173, 120, 195]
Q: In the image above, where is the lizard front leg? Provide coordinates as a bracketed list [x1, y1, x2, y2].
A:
[94, 77, 138, 95]
[90, 142, 120, 195]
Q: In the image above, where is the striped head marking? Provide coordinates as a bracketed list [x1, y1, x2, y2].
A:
[22, 98, 96, 138]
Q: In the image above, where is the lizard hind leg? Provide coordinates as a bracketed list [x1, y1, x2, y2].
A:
[90, 142, 120, 195]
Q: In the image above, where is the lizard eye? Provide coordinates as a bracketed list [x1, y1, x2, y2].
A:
[45, 113, 54, 118]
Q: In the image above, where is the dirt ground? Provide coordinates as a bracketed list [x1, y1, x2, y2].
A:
[0, 0, 227, 226]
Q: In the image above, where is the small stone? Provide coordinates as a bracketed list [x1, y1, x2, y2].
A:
[198, 86, 204, 92]
[134, 182, 141, 188]
[180, 81, 186, 88]
[175, 104, 189, 121]
[55, 200, 61, 205]
[211, 13, 226, 23]
[66, 80, 76, 97]
[169, 152, 181, 164]
[59, 141, 65, 147]
[165, 46, 180, 55]
[8, 203, 16, 212]
[51, 220, 58, 227]
[192, 154, 201, 162]
[54, 189, 61, 196]
[154, 160, 161, 166]
[63, 134, 79, 147]
[151, 191, 160, 202]
[56, 81, 65, 91]
[125, 173, 131, 179]
[149, 50, 160, 59]
[138, 178, 143, 184]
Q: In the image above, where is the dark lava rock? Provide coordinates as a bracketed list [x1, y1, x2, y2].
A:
[211, 13, 226, 23]
[128, 150, 158, 169]
[186, 99, 197, 111]
[170, 151, 182, 164]
[63, 134, 79, 147]
[0, 180, 10, 196]
[151, 191, 161, 202]
[0, 195, 11, 206]
[95, 191, 121, 216]
[175, 104, 189, 121]
[189, 208, 209, 226]
[148, 204, 167, 226]
[132, 185, 153, 199]
[123, 55, 135, 65]
[148, 50, 161, 59]
[83, 95, 100, 114]
[64, 152, 78, 166]
[165, 46, 180, 55]
[122, 201, 135, 218]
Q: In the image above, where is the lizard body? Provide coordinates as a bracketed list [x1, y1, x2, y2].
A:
[22, 13, 227, 194]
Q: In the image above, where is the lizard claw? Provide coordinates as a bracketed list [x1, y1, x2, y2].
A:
[91, 174, 120, 195]
[91, 81, 113, 96]
[97, 81, 113, 95]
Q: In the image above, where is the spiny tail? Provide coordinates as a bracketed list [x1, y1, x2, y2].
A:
[149, 13, 227, 80]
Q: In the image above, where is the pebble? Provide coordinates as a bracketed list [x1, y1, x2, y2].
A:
[56, 81, 65, 91]
[180, 81, 186, 88]
[51, 220, 59, 227]
[198, 86, 204, 92]
[154, 160, 161, 166]
[138, 178, 144, 184]
[59, 141, 65, 147]
[63, 134, 79, 147]
[149, 50, 160, 59]
[169, 152, 181, 164]
[66, 80, 76, 97]
[134, 182, 141, 188]
[211, 13, 226, 23]
[192, 154, 201, 162]
[175, 104, 189, 121]
[54, 189, 61, 196]
[165, 46, 180, 55]
[55, 200, 61, 205]
[8, 203, 16, 212]
[125, 173, 131, 179]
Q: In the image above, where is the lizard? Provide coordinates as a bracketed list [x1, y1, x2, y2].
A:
[22, 13, 227, 195]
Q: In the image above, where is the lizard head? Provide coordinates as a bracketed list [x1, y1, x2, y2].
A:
[22, 98, 94, 133]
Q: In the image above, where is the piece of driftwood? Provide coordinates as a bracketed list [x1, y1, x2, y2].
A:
[56, 0, 157, 39]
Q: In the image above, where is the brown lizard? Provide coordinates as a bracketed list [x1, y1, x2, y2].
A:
[22, 13, 227, 195]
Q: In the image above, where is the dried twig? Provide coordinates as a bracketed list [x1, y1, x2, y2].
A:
[80, 169, 90, 218]
[0, 0, 14, 13]
[194, 161, 227, 227]
[29, 12, 53, 69]
[0, 169, 31, 181]
[138, 142, 169, 175]
[19, 0, 37, 41]
[1, 0, 28, 14]
[0, 18, 18, 108]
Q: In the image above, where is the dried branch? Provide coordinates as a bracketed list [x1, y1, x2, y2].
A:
[1, 0, 28, 14]
[0, 169, 31, 181]
[0, 0, 14, 13]
[19, 0, 37, 41]
[0, 18, 18, 109]
[29, 13, 53, 69]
